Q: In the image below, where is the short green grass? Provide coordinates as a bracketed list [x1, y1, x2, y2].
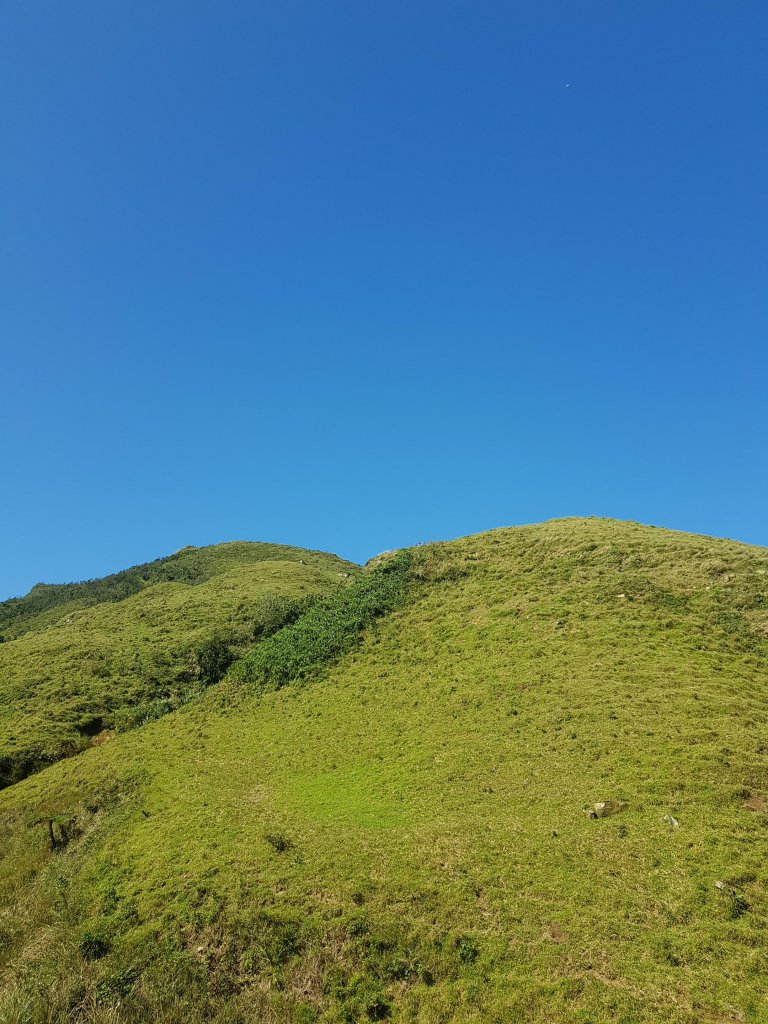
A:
[1, 519, 767, 1023]
[0, 542, 357, 786]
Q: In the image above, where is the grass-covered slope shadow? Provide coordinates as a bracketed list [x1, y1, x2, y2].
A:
[0, 594, 308, 791]
[235, 551, 413, 689]
[0, 556, 356, 791]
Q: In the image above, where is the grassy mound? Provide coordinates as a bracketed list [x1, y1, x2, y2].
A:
[0, 519, 767, 1023]
[0, 543, 357, 787]
[0, 542, 348, 641]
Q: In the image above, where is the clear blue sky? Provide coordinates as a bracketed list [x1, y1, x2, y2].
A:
[1, 1, 766, 598]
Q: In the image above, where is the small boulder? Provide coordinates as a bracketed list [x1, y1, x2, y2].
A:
[588, 799, 627, 819]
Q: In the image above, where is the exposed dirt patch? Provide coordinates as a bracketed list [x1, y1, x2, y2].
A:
[91, 730, 115, 747]
[743, 794, 768, 812]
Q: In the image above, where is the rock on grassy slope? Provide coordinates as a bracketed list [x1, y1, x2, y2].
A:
[1, 519, 767, 1023]
[0, 542, 357, 787]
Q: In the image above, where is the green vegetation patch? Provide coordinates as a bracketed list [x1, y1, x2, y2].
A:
[237, 551, 412, 688]
[0, 545, 357, 788]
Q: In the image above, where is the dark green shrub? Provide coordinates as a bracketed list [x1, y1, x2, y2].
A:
[729, 892, 749, 919]
[196, 635, 233, 687]
[346, 915, 369, 937]
[456, 935, 480, 964]
[95, 966, 139, 1000]
[79, 928, 111, 960]
[252, 595, 312, 641]
[323, 969, 391, 1022]
[113, 698, 174, 732]
[239, 552, 412, 688]
[265, 832, 294, 853]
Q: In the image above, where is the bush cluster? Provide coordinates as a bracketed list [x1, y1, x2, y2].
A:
[196, 635, 234, 687]
[251, 594, 313, 641]
[239, 552, 412, 688]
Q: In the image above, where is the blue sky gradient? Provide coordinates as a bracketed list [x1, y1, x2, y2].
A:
[2, 1, 766, 598]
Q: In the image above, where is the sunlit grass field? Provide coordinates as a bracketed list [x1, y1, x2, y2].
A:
[1, 519, 767, 1023]
[0, 542, 356, 786]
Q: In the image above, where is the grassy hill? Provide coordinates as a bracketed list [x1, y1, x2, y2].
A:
[0, 542, 357, 787]
[1, 519, 767, 1023]
[0, 543, 352, 642]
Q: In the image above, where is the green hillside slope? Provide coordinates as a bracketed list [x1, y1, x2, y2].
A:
[0, 542, 350, 641]
[0, 543, 357, 787]
[1, 519, 767, 1024]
